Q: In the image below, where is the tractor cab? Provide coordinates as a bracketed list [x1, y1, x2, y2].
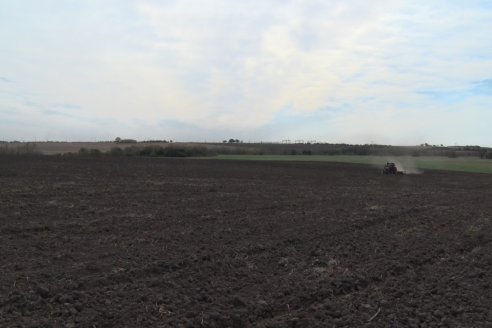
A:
[382, 162, 398, 174]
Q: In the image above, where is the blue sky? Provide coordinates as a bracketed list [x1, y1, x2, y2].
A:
[1, 1, 492, 145]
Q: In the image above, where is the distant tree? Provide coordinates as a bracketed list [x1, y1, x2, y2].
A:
[445, 150, 457, 158]
[109, 147, 124, 156]
[119, 139, 137, 143]
[89, 149, 102, 156]
[115, 137, 121, 143]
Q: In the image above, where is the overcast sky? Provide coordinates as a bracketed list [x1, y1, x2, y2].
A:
[1, 1, 492, 145]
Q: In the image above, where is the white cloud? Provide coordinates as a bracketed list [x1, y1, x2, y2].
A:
[1, 0, 491, 144]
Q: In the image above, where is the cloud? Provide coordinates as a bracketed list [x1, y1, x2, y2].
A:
[473, 79, 492, 94]
[1, 0, 492, 144]
[0, 77, 14, 83]
[131, 0, 404, 127]
[51, 103, 82, 110]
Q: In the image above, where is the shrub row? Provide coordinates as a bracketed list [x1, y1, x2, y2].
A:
[0, 143, 40, 156]
[78, 145, 213, 157]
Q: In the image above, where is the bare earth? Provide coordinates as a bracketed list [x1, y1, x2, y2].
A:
[1, 156, 491, 327]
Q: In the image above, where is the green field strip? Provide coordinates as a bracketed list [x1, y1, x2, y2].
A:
[206, 155, 492, 174]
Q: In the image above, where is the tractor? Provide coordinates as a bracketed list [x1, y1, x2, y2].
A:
[382, 162, 403, 175]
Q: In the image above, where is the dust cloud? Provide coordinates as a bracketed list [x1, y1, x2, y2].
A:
[372, 157, 423, 174]
[394, 159, 423, 175]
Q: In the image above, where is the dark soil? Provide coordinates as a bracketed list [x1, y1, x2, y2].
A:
[1, 156, 491, 327]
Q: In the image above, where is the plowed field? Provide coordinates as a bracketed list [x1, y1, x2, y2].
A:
[1, 156, 491, 327]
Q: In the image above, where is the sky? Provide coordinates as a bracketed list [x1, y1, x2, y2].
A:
[1, 0, 492, 145]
